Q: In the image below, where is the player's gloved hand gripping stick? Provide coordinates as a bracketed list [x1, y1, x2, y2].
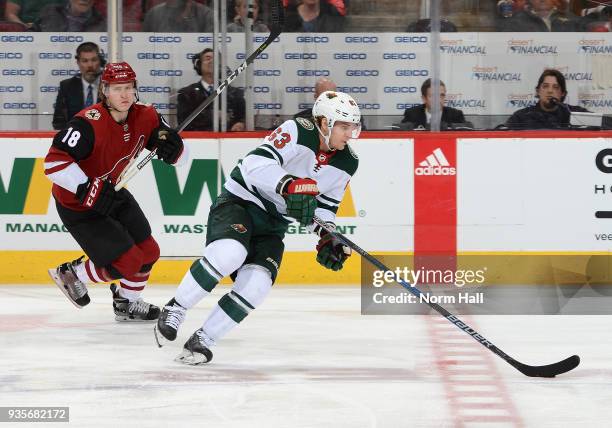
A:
[311, 215, 580, 378]
[114, 0, 285, 191]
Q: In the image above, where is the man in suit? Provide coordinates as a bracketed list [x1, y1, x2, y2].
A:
[401, 78, 466, 129]
[177, 48, 245, 131]
[52, 42, 105, 130]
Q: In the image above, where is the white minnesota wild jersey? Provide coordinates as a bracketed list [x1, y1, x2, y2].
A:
[224, 117, 359, 224]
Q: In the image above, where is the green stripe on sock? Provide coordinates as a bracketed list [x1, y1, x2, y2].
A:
[218, 293, 249, 323]
[231, 290, 255, 310]
[190, 259, 218, 292]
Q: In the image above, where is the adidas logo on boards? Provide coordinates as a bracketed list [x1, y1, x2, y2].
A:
[415, 148, 456, 176]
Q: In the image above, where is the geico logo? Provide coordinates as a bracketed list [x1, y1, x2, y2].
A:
[383, 53, 417, 60]
[198, 36, 232, 43]
[99, 35, 133, 42]
[2, 69, 35, 76]
[137, 53, 170, 60]
[345, 36, 378, 43]
[346, 70, 379, 77]
[336, 86, 367, 93]
[384, 86, 417, 93]
[1, 35, 33, 42]
[297, 69, 329, 77]
[50, 35, 83, 43]
[152, 103, 177, 110]
[296, 36, 329, 43]
[0, 52, 23, 59]
[148, 36, 182, 43]
[395, 69, 429, 76]
[253, 35, 280, 43]
[40, 86, 59, 92]
[333, 53, 367, 60]
[254, 103, 282, 109]
[298, 103, 313, 109]
[150, 70, 183, 76]
[237, 52, 268, 60]
[3, 102, 36, 109]
[286, 86, 314, 93]
[51, 69, 78, 76]
[253, 86, 270, 93]
[254, 69, 281, 76]
[394, 36, 428, 43]
[39, 52, 71, 59]
[596, 148, 612, 173]
[357, 103, 380, 110]
[138, 86, 171, 93]
[284, 53, 317, 60]
[0, 86, 24, 92]
[415, 166, 456, 176]
[397, 103, 420, 109]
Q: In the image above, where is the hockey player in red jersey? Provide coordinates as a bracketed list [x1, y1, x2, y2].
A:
[45, 62, 188, 321]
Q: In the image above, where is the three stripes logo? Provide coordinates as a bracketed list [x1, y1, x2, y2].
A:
[415, 148, 456, 176]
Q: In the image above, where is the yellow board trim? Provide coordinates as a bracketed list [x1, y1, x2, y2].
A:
[22, 158, 53, 215]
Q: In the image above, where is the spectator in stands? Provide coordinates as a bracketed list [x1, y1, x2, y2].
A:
[294, 77, 337, 119]
[4, 0, 63, 28]
[401, 78, 466, 129]
[498, 0, 578, 31]
[405, 17, 458, 32]
[228, 0, 269, 32]
[505, 69, 590, 129]
[52, 42, 105, 130]
[577, 3, 612, 31]
[284, 0, 346, 32]
[177, 48, 246, 131]
[33, 0, 106, 32]
[143, 0, 213, 32]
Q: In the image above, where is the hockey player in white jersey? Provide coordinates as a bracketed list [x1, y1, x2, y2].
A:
[154, 91, 361, 364]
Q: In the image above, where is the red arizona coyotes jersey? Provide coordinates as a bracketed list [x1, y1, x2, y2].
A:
[45, 102, 161, 211]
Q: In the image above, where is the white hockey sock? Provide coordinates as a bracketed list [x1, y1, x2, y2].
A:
[74, 259, 106, 284]
[175, 262, 213, 309]
[118, 286, 142, 301]
[201, 291, 253, 347]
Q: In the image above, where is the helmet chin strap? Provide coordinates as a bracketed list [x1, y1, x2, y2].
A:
[314, 119, 335, 152]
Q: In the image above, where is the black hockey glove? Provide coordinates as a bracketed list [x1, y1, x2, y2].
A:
[281, 178, 318, 226]
[152, 128, 183, 164]
[76, 178, 124, 216]
[316, 230, 351, 271]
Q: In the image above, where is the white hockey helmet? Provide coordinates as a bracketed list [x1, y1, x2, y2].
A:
[312, 91, 362, 141]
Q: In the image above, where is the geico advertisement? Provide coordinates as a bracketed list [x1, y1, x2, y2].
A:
[0, 138, 413, 255]
[458, 137, 612, 251]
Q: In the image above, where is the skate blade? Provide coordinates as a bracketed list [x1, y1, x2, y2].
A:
[114, 315, 157, 323]
[48, 268, 84, 309]
[174, 349, 211, 365]
[153, 325, 169, 348]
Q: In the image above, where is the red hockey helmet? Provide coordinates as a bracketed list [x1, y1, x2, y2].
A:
[101, 62, 136, 85]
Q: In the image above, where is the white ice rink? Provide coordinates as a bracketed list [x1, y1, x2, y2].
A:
[1, 285, 610, 428]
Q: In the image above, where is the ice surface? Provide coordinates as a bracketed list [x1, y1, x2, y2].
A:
[0, 285, 610, 427]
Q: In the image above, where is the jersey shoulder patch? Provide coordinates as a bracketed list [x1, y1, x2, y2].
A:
[84, 108, 101, 121]
[295, 117, 314, 130]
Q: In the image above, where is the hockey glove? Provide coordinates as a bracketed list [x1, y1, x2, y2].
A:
[282, 178, 319, 226]
[76, 177, 124, 216]
[152, 128, 183, 164]
[316, 231, 352, 271]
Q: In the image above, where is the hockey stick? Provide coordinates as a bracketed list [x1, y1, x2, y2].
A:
[312, 216, 580, 378]
[114, 0, 285, 191]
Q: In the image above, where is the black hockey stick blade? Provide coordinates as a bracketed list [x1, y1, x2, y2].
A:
[513, 355, 580, 378]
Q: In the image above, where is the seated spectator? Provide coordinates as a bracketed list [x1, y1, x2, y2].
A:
[505, 69, 590, 129]
[53, 42, 105, 130]
[4, 0, 63, 28]
[33, 0, 106, 32]
[401, 78, 466, 129]
[284, 0, 345, 32]
[578, 3, 612, 31]
[177, 48, 245, 131]
[406, 18, 458, 32]
[143, 0, 213, 32]
[228, 0, 269, 32]
[498, 0, 578, 31]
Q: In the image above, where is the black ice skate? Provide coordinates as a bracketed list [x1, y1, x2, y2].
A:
[110, 284, 160, 322]
[48, 256, 90, 308]
[154, 298, 187, 347]
[175, 329, 213, 365]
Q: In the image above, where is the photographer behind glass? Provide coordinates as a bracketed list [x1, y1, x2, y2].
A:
[505, 69, 591, 130]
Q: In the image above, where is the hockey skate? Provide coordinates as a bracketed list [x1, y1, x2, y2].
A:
[48, 256, 90, 308]
[110, 284, 160, 322]
[154, 298, 187, 347]
[175, 329, 213, 365]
